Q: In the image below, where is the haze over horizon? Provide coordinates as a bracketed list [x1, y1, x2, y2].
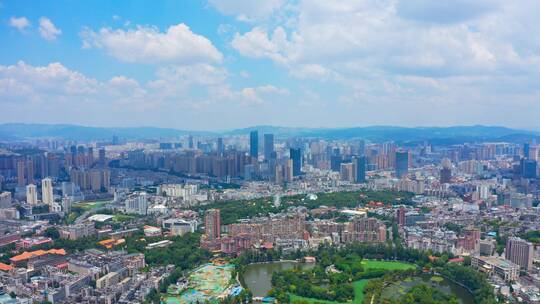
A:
[3, 122, 540, 133]
[2, 0, 540, 130]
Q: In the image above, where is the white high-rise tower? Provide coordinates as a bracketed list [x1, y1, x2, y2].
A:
[42, 177, 54, 205]
[26, 184, 38, 205]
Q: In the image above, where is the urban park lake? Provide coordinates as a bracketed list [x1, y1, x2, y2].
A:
[243, 261, 474, 304]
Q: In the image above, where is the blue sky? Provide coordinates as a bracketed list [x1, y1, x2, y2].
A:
[1, 0, 540, 130]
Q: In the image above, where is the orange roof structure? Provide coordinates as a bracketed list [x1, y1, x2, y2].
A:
[10, 249, 66, 263]
[98, 238, 125, 249]
[0, 262, 12, 271]
[48, 249, 66, 255]
[261, 242, 274, 249]
[449, 257, 464, 263]
[428, 255, 439, 262]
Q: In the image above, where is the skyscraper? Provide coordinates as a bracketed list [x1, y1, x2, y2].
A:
[395, 150, 409, 178]
[440, 158, 452, 184]
[26, 160, 34, 185]
[275, 164, 283, 184]
[42, 177, 54, 205]
[249, 130, 259, 159]
[98, 148, 106, 167]
[353, 156, 366, 183]
[290, 148, 302, 176]
[205, 209, 221, 240]
[506, 237, 533, 271]
[285, 159, 294, 182]
[440, 167, 452, 183]
[217, 137, 224, 155]
[17, 160, 26, 187]
[521, 159, 537, 179]
[524, 143, 530, 158]
[61, 196, 72, 213]
[188, 135, 194, 149]
[26, 184, 37, 205]
[264, 134, 275, 160]
[340, 163, 354, 181]
[87, 147, 94, 165]
[397, 206, 406, 227]
[358, 140, 365, 156]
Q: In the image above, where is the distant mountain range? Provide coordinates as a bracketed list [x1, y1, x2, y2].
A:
[1, 123, 539, 144]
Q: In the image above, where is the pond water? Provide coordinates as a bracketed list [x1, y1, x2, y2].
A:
[244, 261, 475, 304]
[380, 274, 475, 304]
[243, 261, 314, 297]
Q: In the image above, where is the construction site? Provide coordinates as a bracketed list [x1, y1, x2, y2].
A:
[164, 260, 237, 304]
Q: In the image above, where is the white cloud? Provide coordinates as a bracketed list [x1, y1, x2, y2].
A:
[231, 27, 290, 64]
[223, 0, 540, 128]
[38, 17, 62, 40]
[9, 16, 30, 32]
[222, 84, 289, 106]
[208, 0, 286, 22]
[0, 61, 290, 126]
[231, 0, 540, 87]
[396, 0, 497, 24]
[81, 23, 223, 64]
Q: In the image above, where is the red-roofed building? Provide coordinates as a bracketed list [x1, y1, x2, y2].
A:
[10, 248, 66, 266]
[16, 237, 53, 250]
[261, 242, 274, 250]
[449, 257, 464, 263]
[0, 262, 12, 272]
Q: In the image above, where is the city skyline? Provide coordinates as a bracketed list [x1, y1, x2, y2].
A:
[2, 1, 540, 129]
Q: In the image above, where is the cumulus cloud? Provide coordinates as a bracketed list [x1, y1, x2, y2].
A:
[208, 0, 286, 22]
[225, 0, 540, 128]
[231, 27, 291, 64]
[395, 0, 497, 24]
[81, 23, 223, 64]
[0, 61, 290, 126]
[38, 17, 62, 40]
[9, 16, 30, 32]
[231, 0, 540, 78]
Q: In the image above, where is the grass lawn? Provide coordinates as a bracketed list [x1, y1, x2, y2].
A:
[288, 261, 415, 304]
[352, 279, 369, 304]
[290, 294, 342, 304]
[361, 260, 415, 271]
[74, 200, 109, 211]
[113, 214, 135, 222]
[289, 279, 371, 304]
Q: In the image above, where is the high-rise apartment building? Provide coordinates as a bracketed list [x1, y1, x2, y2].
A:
[340, 163, 354, 181]
[440, 167, 452, 183]
[17, 160, 25, 187]
[125, 192, 148, 215]
[26, 184, 38, 205]
[275, 164, 283, 184]
[41, 177, 54, 205]
[205, 209, 221, 240]
[0, 192, 12, 208]
[506, 237, 533, 271]
[397, 206, 406, 227]
[285, 159, 293, 182]
[98, 148, 106, 167]
[26, 160, 34, 185]
[217, 137, 224, 155]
